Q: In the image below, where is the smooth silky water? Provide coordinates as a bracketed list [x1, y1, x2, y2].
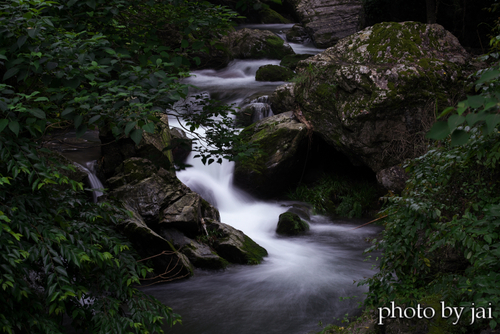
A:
[142, 25, 381, 334]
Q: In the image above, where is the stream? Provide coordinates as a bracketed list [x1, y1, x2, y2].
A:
[141, 24, 382, 334]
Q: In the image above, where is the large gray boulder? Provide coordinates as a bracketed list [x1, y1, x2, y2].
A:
[222, 28, 295, 60]
[277, 22, 472, 176]
[233, 111, 308, 198]
[283, 0, 363, 48]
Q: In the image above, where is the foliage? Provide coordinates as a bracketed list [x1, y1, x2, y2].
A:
[362, 63, 500, 330]
[0, 0, 242, 332]
[287, 173, 379, 218]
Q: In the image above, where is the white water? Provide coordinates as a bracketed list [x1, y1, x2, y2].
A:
[76, 160, 104, 203]
[143, 27, 381, 333]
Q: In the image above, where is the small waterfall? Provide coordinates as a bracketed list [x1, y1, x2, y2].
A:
[76, 160, 104, 203]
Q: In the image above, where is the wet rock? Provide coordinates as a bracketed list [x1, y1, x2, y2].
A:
[286, 24, 310, 43]
[255, 64, 294, 81]
[276, 212, 309, 235]
[236, 102, 273, 127]
[205, 219, 268, 264]
[283, 0, 363, 48]
[233, 111, 308, 198]
[181, 240, 229, 270]
[222, 28, 295, 60]
[170, 127, 192, 164]
[117, 204, 193, 279]
[259, 7, 291, 24]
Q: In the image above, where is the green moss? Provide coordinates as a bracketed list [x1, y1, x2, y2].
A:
[259, 7, 290, 24]
[242, 235, 268, 264]
[276, 212, 309, 235]
[265, 35, 284, 47]
[255, 64, 294, 81]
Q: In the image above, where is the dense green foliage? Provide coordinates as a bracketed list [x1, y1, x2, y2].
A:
[287, 173, 380, 218]
[362, 56, 500, 330]
[0, 0, 242, 332]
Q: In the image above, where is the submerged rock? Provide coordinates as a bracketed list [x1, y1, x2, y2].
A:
[222, 28, 295, 60]
[278, 22, 472, 181]
[233, 111, 308, 198]
[285, 24, 310, 43]
[276, 212, 309, 235]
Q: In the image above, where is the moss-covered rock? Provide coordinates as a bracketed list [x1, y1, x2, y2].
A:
[289, 22, 473, 176]
[280, 53, 314, 70]
[259, 7, 291, 24]
[233, 111, 308, 198]
[255, 64, 294, 81]
[205, 219, 268, 265]
[221, 28, 295, 60]
[276, 212, 309, 235]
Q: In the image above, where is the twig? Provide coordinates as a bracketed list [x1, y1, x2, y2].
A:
[349, 214, 389, 230]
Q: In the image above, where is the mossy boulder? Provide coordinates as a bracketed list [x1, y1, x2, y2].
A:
[255, 64, 294, 81]
[280, 53, 314, 70]
[285, 24, 310, 43]
[259, 7, 291, 24]
[283, 0, 363, 48]
[288, 22, 473, 176]
[233, 111, 308, 198]
[170, 127, 192, 164]
[235, 102, 273, 127]
[276, 212, 309, 235]
[222, 28, 295, 60]
[205, 219, 268, 265]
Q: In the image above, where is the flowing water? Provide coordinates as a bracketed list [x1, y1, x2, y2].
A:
[142, 25, 382, 334]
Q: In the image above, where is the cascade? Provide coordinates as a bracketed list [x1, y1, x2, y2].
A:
[76, 160, 104, 203]
[142, 24, 382, 334]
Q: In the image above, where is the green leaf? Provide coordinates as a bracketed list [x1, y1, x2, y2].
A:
[0, 119, 8, 133]
[3, 68, 20, 81]
[17, 36, 28, 49]
[124, 121, 136, 136]
[477, 69, 500, 84]
[130, 129, 142, 145]
[8, 120, 19, 136]
[466, 95, 484, 109]
[425, 121, 449, 140]
[181, 40, 189, 48]
[86, 0, 96, 9]
[74, 115, 83, 129]
[485, 114, 500, 134]
[76, 125, 87, 138]
[447, 114, 465, 132]
[192, 41, 205, 50]
[450, 129, 470, 146]
[61, 107, 74, 117]
[88, 115, 101, 125]
[28, 108, 46, 119]
[62, 78, 81, 90]
[27, 27, 39, 39]
[142, 122, 155, 134]
[0, 100, 8, 112]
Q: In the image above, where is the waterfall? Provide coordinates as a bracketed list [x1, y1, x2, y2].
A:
[144, 43, 381, 333]
[76, 160, 104, 203]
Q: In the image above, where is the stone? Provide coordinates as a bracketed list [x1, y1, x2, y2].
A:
[181, 239, 229, 270]
[286, 22, 472, 178]
[276, 212, 309, 235]
[269, 83, 296, 114]
[221, 28, 295, 60]
[286, 24, 310, 43]
[205, 219, 268, 264]
[233, 111, 309, 198]
[259, 7, 291, 24]
[169, 127, 192, 164]
[283, 0, 363, 48]
[376, 165, 409, 194]
[255, 64, 295, 81]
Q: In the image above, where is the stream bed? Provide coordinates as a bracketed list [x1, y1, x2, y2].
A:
[141, 24, 382, 334]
